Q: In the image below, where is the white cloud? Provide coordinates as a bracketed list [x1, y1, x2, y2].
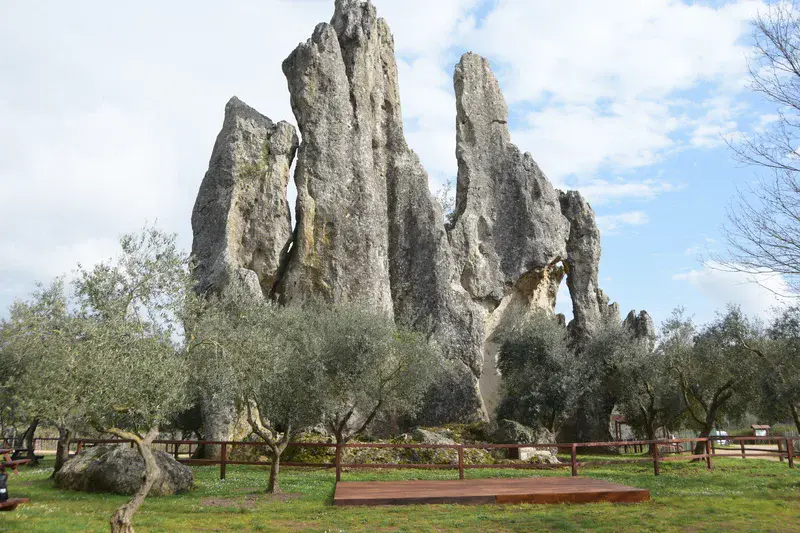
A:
[684, 245, 702, 256]
[673, 261, 792, 321]
[465, 0, 761, 105]
[596, 211, 649, 234]
[570, 178, 683, 206]
[0, 0, 771, 318]
[511, 101, 682, 181]
[457, 0, 763, 181]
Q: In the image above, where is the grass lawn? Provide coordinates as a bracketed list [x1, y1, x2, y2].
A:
[1, 455, 799, 532]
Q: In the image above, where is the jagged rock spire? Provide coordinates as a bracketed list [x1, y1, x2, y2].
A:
[191, 96, 297, 299]
[191, 2, 647, 430]
[277, 0, 394, 313]
[191, 96, 298, 454]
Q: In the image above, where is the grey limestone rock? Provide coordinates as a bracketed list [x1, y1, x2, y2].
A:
[492, 419, 558, 458]
[449, 52, 571, 417]
[277, 1, 393, 313]
[281, 0, 485, 421]
[189, 1, 649, 431]
[191, 96, 298, 452]
[191, 96, 298, 300]
[559, 190, 611, 349]
[54, 445, 194, 496]
[449, 53, 569, 307]
[624, 309, 656, 348]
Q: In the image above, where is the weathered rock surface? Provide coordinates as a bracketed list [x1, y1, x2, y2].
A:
[277, 1, 393, 313]
[493, 419, 556, 447]
[624, 310, 656, 348]
[189, 0, 648, 432]
[192, 96, 297, 299]
[411, 427, 457, 445]
[450, 53, 569, 306]
[559, 190, 620, 347]
[54, 445, 193, 496]
[191, 97, 298, 453]
[279, 0, 486, 421]
[448, 53, 573, 416]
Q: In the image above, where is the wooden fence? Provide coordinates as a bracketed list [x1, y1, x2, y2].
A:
[22, 435, 790, 482]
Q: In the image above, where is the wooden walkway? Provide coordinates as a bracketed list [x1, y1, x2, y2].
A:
[333, 477, 650, 506]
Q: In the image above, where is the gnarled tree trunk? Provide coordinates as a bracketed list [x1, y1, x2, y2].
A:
[52, 426, 73, 477]
[22, 419, 39, 466]
[108, 428, 160, 533]
[268, 446, 282, 494]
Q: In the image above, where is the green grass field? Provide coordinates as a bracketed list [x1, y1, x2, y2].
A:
[1, 455, 799, 532]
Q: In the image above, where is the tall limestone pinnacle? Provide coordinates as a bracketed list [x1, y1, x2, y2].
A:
[191, 96, 297, 300]
[190, 0, 647, 438]
[276, 0, 395, 313]
[191, 96, 298, 454]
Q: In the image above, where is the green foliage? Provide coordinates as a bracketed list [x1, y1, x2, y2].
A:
[5, 455, 800, 533]
[669, 306, 759, 437]
[1, 225, 192, 438]
[495, 311, 582, 433]
[612, 320, 684, 440]
[754, 306, 800, 431]
[310, 302, 440, 443]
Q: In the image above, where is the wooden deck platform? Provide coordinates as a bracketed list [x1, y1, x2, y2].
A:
[333, 477, 650, 506]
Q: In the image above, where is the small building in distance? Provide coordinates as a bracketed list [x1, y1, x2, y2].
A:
[751, 424, 771, 437]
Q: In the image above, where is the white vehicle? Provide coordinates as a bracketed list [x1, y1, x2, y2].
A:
[710, 429, 730, 446]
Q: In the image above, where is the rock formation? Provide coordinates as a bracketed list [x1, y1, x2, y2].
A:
[55, 445, 194, 496]
[190, 0, 647, 434]
[191, 96, 298, 451]
[624, 310, 656, 348]
[276, 1, 394, 313]
[192, 96, 298, 299]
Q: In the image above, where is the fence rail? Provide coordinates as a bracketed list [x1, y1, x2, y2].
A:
[31, 435, 791, 482]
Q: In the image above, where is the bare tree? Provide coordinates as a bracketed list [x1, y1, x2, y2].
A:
[721, 1, 800, 295]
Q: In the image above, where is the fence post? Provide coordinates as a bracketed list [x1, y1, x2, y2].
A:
[788, 438, 795, 469]
[335, 445, 341, 483]
[173, 443, 179, 461]
[458, 446, 464, 480]
[778, 439, 785, 463]
[220, 443, 227, 481]
[571, 444, 578, 477]
[652, 441, 660, 476]
[75, 441, 83, 455]
[740, 440, 746, 459]
[705, 440, 713, 471]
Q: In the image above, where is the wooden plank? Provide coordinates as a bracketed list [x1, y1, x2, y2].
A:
[333, 477, 650, 507]
[0, 498, 30, 512]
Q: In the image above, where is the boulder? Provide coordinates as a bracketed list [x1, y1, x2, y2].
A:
[518, 448, 560, 464]
[492, 419, 558, 457]
[411, 428, 456, 445]
[55, 445, 193, 496]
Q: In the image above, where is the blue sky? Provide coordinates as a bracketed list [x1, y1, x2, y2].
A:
[0, 0, 791, 330]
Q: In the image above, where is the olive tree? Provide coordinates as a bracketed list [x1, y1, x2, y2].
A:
[76, 227, 192, 533]
[2, 226, 192, 533]
[189, 285, 324, 494]
[668, 307, 758, 454]
[613, 324, 684, 442]
[1, 279, 86, 473]
[744, 306, 800, 433]
[312, 304, 440, 445]
[496, 311, 583, 434]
